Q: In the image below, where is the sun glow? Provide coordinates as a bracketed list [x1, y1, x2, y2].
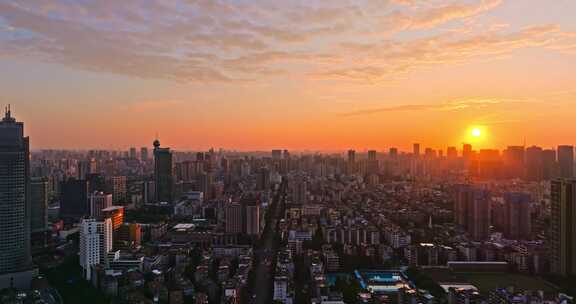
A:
[471, 128, 482, 137]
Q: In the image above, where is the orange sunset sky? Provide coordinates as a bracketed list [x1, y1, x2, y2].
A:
[1, 0, 576, 151]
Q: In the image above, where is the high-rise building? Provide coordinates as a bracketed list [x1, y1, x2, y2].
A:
[550, 179, 576, 276]
[106, 176, 127, 204]
[503, 192, 531, 240]
[225, 203, 243, 234]
[153, 139, 173, 203]
[272, 149, 282, 160]
[447, 146, 458, 159]
[30, 177, 49, 233]
[101, 206, 125, 232]
[256, 167, 270, 191]
[525, 146, 543, 181]
[89, 191, 112, 219]
[60, 178, 89, 219]
[504, 146, 525, 179]
[413, 143, 420, 157]
[245, 204, 260, 236]
[140, 147, 149, 162]
[462, 144, 472, 160]
[129, 147, 137, 159]
[542, 149, 557, 180]
[347, 150, 356, 163]
[367, 150, 377, 161]
[79, 218, 113, 280]
[558, 145, 574, 179]
[0, 107, 36, 289]
[389, 148, 398, 158]
[454, 185, 491, 241]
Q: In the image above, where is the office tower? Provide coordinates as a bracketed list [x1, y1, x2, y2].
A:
[225, 203, 243, 234]
[102, 206, 124, 231]
[462, 144, 472, 160]
[256, 167, 270, 190]
[60, 179, 89, 219]
[542, 149, 557, 180]
[503, 192, 531, 240]
[115, 223, 142, 250]
[504, 146, 525, 179]
[424, 148, 436, 158]
[245, 204, 260, 236]
[129, 147, 137, 159]
[271, 149, 282, 160]
[454, 185, 491, 241]
[153, 139, 173, 203]
[447, 147, 458, 159]
[89, 191, 112, 219]
[558, 145, 574, 179]
[106, 176, 127, 204]
[79, 218, 113, 280]
[525, 146, 543, 181]
[30, 177, 48, 232]
[550, 180, 576, 276]
[282, 149, 290, 159]
[140, 147, 149, 162]
[413, 143, 420, 157]
[0, 107, 35, 289]
[368, 150, 377, 161]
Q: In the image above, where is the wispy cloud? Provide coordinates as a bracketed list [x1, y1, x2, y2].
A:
[0, 0, 574, 84]
[342, 98, 503, 117]
[124, 100, 184, 113]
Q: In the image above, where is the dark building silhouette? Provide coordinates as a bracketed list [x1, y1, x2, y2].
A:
[153, 139, 173, 203]
[0, 106, 36, 289]
[551, 179, 576, 276]
[503, 192, 531, 240]
[558, 145, 574, 179]
[60, 178, 89, 219]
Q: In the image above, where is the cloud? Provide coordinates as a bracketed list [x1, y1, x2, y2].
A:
[318, 24, 563, 82]
[342, 98, 503, 117]
[0, 0, 573, 84]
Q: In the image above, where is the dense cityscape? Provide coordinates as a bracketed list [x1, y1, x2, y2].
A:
[0, 107, 575, 304]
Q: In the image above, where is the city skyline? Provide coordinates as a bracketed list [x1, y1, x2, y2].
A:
[1, 1, 576, 150]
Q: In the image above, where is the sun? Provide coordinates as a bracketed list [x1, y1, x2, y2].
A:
[471, 128, 482, 137]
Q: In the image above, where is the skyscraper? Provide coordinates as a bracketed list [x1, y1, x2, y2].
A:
[153, 139, 173, 203]
[454, 185, 491, 241]
[413, 143, 420, 157]
[347, 150, 356, 163]
[30, 177, 49, 233]
[129, 147, 137, 159]
[557, 145, 574, 179]
[503, 192, 531, 240]
[140, 147, 149, 162]
[542, 149, 558, 180]
[0, 107, 36, 289]
[525, 146, 543, 181]
[550, 179, 576, 276]
[79, 218, 113, 280]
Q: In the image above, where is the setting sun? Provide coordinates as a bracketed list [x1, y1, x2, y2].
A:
[471, 128, 482, 137]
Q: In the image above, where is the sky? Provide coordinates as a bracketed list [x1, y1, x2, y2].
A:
[1, 0, 575, 152]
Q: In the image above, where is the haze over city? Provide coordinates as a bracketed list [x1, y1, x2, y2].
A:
[1, 0, 576, 150]
[2, 1, 576, 304]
